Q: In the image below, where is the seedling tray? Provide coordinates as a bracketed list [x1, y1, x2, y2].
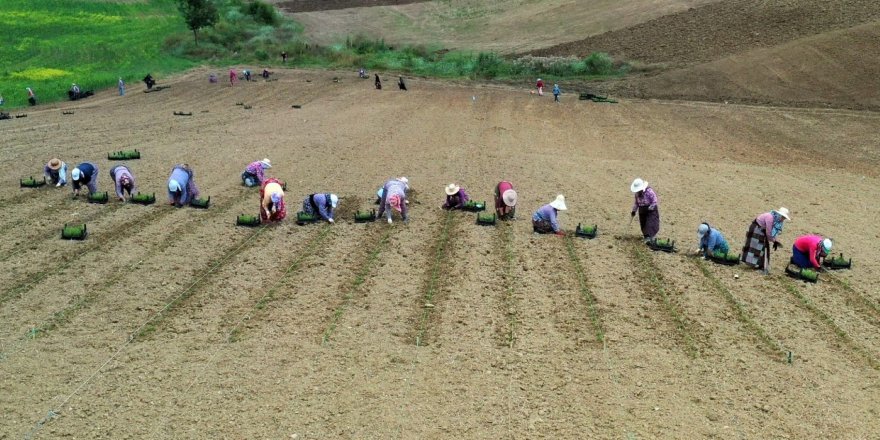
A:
[61, 223, 87, 240]
[190, 197, 210, 209]
[822, 253, 852, 270]
[786, 265, 818, 283]
[462, 200, 486, 212]
[173, 111, 192, 116]
[88, 191, 109, 204]
[20, 176, 47, 188]
[108, 149, 141, 160]
[647, 238, 676, 253]
[709, 251, 741, 266]
[296, 211, 319, 225]
[130, 192, 155, 205]
[476, 213, 496, 226]
[575, 223, 598, 239]
[236, 214, 261, 227]
[354, 209, 376, 223]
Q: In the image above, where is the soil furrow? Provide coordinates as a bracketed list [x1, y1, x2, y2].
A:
[562, 234, 605, 343]
[413, 210, 458, 346]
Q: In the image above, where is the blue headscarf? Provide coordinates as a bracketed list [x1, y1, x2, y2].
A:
[770, 211, 785, 238]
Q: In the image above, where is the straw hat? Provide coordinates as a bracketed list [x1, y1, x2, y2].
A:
[549, 194, 567, 211]
[501, 189, 517, 207]
[630, 178, 648, 193]
[445, 183, 460, 196]
[260, 158, 271, 169]
[776, 207, 790, 220]
[48, 158, 62, 170]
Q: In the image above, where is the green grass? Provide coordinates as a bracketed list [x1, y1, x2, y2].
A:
[0, 0, 195, 108]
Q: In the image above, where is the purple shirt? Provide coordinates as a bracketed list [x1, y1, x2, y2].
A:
[304, 193, 335, 220]
[244, 161, 266, 184]
[632, 187, 659, 211]
[532, 204, 560, 232]
[377, 179, 408, 220]
[109, 165, 136, 198]
[168, 165, 200, 204]
[442, 188, 470, 209]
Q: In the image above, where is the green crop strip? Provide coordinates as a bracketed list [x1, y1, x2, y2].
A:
[563, 235, 604, 343]
[780, 278, 879, 370]
[627, 242, 700, 358]
[498, 223, 518, 348]
[694, 259, 785, 358]
[321, 229, 392, 344]
[415, 211, 457, 346]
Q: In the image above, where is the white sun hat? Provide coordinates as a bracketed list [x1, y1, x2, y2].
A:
[444, 183, 460, 196]
[330, 194, 339, 208]
[821, 238, 832, 254]
[399, 176, 408, 184]
[549, 194, 567, 211]
[501, 189, 517, 207]
[71, 168, 81, 181]
[777, 207, 790, 220]
[697, 223, 710, 239]
[168, 179, 182, 192]
[630, 178, 648, 193]
[260, 158, 271, 168]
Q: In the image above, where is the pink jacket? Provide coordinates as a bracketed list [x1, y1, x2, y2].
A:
[755, 212, 780, 243]
[794, 235, 823, 269]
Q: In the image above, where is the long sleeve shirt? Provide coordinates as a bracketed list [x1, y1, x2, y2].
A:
[308, 193, 335, 220]
[244, 161, 266, 184]
[442, 188, 470, 210]
[44, 162, 68, 185]
[632, 187, 659, 211]
[552, 85, 560, 95]
[109, 165, 135, 198]
[262, 182, 284, 210]
[794, 235, 823, 269]
[377, 179, 408, 220]
[755, 211, 783, 243]
[700, 228, 729, 256]
[532, 204, 560, 232]
[168, 165, 199, 204]
[72, 162, 98, 194]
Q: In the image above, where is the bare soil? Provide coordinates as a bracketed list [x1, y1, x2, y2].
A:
[1, 69, 879, 439]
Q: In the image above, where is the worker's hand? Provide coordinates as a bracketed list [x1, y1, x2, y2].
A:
[387, 218, 393, 224]
[555, 231, 565, 236]
[328, 218, 334, 224]
[630, 210, 636, 217]
[56, 182, 62, 187]
[119, 196, 126, 202]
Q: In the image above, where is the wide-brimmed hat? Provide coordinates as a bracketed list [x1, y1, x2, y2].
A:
[501, 189, 517, 207]
[48, 158, 62, 170]
[445, 183, 460, 196]
[777, 207, 790, 220]
[260, 158, 271, 169]
[549, 194, 567, 211]
[821, 238, 832, 254]
[630, 178, 648, 193]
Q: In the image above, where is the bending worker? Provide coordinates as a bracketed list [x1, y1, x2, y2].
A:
[532, 194, 567, 235]
[301, 192, 338, 223]
[630, 178, 660, 242]
[242, 158, 271, 187]
[791, 234, 832, 270]
[109, 164, 136, 202]
[167, 164, 200, 207]
[741, 207, 790, 274]
[696, 222, 729, 257]
[442, 183, 469, 210]
[71, 162, 99, 197]
[494, 180, 517, 220]
[44, 158, 68, 187]
[377, 177, 409, 224]
[261, 178, 287, 223]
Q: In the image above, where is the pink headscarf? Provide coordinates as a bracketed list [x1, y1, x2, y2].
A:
[388, 194, 402, 212]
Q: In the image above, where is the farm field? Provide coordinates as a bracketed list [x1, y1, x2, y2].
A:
[1, 69, 879, 438]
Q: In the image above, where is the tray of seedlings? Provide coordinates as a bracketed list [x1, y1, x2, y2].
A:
[647, 237, 676, 253]
[709, 250, 741, 266]
[296, 211, 319, 225]
[108, 149, 141, 160]
[354, 209, 377, 223]
[462, 200, 486, 212]
[476, 213, 497, 226]
[190, 197, 210, 209]
[61, 224, 87, 240]
[236, 214, 262, 227]
[786, 264, 819, 283]
[20, 176, 47, 188]
[130, 192, 156, 205]
[87, 191, 109, 204]
[575, 223, 598, 239]
[822, 253, 852, 270]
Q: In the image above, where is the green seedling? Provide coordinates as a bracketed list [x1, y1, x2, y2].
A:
[801, 269, 818, 282]
[648, 237, 676, 253]
[785, 265, 818, 283]
[710, 250, 741, 265]
[61, 224, 87, 240]
[87, 191, 109, 204]
[130, 192, 155, 205]
[20, 176, 47, 188]
[476, 213, 496, 226]
[822, 253, 852, 270]
[107, 149, 141, 160]
[296, 211, 318, 225]
[575, 223, 598, 239]
[462, 200, 486, 212]
[354, 209, 376, 223]
[236, 214, 261, 227]
[189, 197, 210, 209]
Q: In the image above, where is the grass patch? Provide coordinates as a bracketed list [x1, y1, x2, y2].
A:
[415, 211, 457, 346]
[563, 235, 604, 343]
[694, 259, 786, 358]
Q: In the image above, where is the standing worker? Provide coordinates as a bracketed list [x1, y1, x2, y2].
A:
[398, 76, 407, 91]
[167, 164, 200, 207]
[26, 87, 36, 106]
[301, 192, 338, 223]
[375, 74, 382, 90]
[44, 158, 68, 187]
[494, 180, 517, 220]
[109, 165, 136, 202]
[741, 207, 790, 274]
[442, 183, 469, 210]
[229, 68, 238, 86]
[532, 194, 567, 235]
[71, 162, 99, 197]
[553, 84, 561, 103]
[118, 77, 125, 96]
[790, 234, 831, 270]
[696, 222, 729, 257]
[261, 178, 287, 223]
[536, 78, 544, 96]
[241, 158, 271, 187]
[377, 177, 409, 224]
[630, 178, 661, 242]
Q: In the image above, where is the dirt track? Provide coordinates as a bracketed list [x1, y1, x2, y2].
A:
[1, 69, 879, 438]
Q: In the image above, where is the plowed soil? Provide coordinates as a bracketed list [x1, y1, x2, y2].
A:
[277, 0, 429, 14]
[1, 69, 879, 439]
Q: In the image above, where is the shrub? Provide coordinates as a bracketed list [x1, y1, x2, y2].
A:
[244, 0, 278, 25]
[584, 52, 614, 75]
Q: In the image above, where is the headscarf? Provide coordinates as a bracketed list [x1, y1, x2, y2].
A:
[770, 211, 785, 238]
[388, 194, 402, 212]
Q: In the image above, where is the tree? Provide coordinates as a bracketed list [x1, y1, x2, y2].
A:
[177, 0, 219, 46]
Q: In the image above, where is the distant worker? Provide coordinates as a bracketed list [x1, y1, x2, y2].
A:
[229, 68, 238, 86]
[281, 51, 288, 64]
[243, 69, 252, 82]
[44, 158, 68, 187]
[553, 84, 561, 103]
[536, 78, 544, 96]
[241, 158, 271, 187]
[398, 76, 407, 91]
[26, 87, 36, 106]
[109, 164, 136, 202]
[209, 72, 218, 83]
[167, 164, 200, 207]
[71, 162, 99, 197]
[0, 94, 4, 106]
[791, 234, 832, 270]
[377, 177, 409, 224]
[696, 222, 729, 257]
[741, 207, 790, 274]
[375, 74, 382, 90]
[630, 178, 660, 242]
[260, 177, 287, 223]
[301, 192, 338, 223]
[358, 68, 367, 79]
[118, 77, 125, 96]
[262, 68, 271, 79]
[143, 73, 155, 90]
[494, 180, 517, 220]
[68, 83, 81, 100]
[533, 194, 567, 235]
[442, 183, 469, 210]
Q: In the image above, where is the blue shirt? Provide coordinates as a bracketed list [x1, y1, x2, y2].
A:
[553, 85, 560, 95]
[72, 162, 97, 193]
[532, 204, 560, 232]
[700, 228, 730, 256]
